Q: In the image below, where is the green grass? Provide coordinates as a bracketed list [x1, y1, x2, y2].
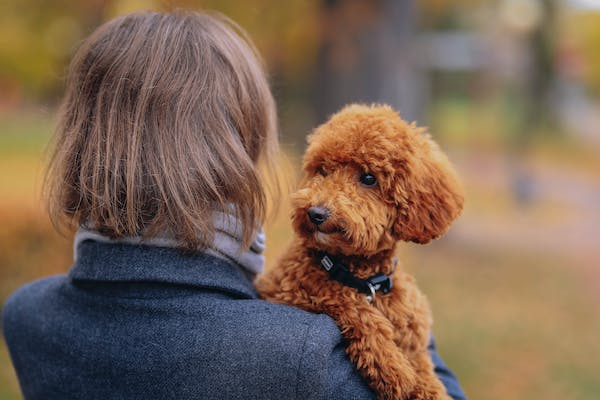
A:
[0, 111, 64, 400]
[405, 241, 600, 400]
[0, 342, 20, 400]
[0, 112, 54, 207]
[0, 111, 54, 156]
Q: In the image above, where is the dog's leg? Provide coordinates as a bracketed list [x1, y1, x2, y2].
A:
[407, 350, 452, 400]
[323, 300, 419, 400]
[372, 274, 450, 400]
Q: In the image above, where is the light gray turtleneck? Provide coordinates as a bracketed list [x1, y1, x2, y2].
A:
[74, 212, 265, 278]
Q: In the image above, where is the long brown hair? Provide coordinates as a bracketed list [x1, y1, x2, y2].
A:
[45, 10, 279, 251]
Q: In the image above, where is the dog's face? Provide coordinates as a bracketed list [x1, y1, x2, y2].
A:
[292, 104, 464, 257]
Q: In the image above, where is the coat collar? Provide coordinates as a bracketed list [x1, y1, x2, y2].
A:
[69, 239, 258, 300]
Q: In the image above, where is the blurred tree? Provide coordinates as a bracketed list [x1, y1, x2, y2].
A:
[0, 0, 320, 108]
[418, 0, 487, 30]
[496, 0, 558, 206]
[567, 12, 600, 96]
[0, 0, 111, 106]
[313, 0, 426, 123]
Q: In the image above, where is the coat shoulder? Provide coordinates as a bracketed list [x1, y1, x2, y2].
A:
[228, 300, 374, 400]
[2, 275, 66, 332]
[2, 276, 374, 400]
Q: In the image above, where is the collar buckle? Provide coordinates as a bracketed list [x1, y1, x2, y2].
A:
[365, 282, 376, 303]
[366, 273, 393, 295]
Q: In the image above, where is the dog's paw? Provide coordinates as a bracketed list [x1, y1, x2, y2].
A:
[370, 364, 417, 400]
[406, 383, 451, 400]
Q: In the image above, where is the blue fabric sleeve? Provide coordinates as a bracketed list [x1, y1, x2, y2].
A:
[324, 340, 376, 399]
[300, 315, 375, 399]
[428, 336, 467, 400]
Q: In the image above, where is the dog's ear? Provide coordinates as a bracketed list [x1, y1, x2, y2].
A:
[391, 129, 464, 244]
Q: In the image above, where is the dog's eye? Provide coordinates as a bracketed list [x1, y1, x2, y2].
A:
[359, 173, 377, 187]
[317, 166, 328, 177]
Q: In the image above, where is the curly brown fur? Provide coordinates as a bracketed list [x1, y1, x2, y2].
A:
[256, 104, 464, 400]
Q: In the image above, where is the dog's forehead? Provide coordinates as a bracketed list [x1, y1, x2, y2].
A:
[304, 110, 415, 173]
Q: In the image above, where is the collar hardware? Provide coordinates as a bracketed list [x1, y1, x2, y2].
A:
[318, 254, 393, 302]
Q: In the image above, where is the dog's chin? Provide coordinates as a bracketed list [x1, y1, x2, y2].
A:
[299, 230, 358, 256]
[314, 231, 335, 246]
[292, 214, 378, 255]
[297, 227, 392, 257]
[309, 231, 344, 253]
[294, 223, 341, 251]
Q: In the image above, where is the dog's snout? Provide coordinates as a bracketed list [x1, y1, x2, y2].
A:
[307, 207, 329, 225]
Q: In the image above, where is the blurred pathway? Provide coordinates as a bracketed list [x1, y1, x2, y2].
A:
[448, 152, 600, 295]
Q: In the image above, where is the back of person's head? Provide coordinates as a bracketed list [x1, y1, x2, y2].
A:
[46, 10, 279, 250]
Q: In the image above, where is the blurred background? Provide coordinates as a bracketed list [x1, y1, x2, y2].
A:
[1, 0, 599, 399]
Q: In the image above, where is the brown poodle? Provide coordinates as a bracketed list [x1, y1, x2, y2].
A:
[256, 104, 464, 400]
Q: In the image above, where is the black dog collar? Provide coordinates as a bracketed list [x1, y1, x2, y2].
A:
[318, 253, 393, 302]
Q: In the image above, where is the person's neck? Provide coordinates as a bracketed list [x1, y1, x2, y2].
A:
[75, 211, 265, 278]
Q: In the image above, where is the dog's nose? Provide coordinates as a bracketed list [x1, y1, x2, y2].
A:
[307, 206, 329, 225]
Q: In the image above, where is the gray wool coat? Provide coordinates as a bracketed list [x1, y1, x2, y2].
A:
[2, 239, 466, 399]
